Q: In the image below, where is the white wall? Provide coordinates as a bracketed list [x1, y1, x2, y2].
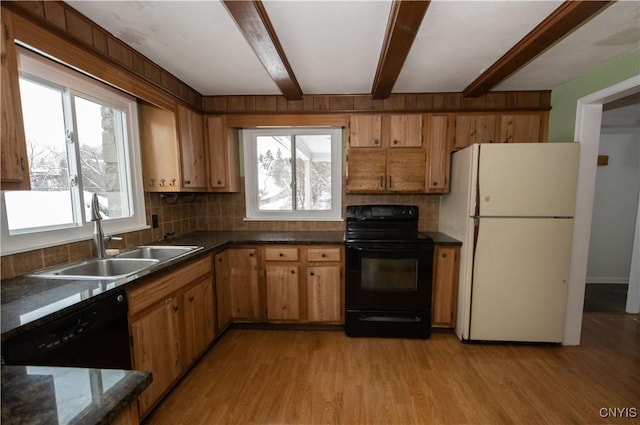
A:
[586, 126, 640, 284]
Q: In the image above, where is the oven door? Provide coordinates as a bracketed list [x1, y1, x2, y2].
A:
[345, 242, 433, 312]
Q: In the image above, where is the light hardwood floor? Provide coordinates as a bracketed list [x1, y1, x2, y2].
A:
[144, 314, 639, 425]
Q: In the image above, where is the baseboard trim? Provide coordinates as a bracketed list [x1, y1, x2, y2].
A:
[586, 277, 629, 284]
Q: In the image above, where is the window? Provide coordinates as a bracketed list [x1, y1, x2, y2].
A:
[1, 47, 146, 254]
[243, 128, 342, 220]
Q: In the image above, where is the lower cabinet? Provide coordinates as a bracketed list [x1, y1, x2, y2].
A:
[307, 265, 342, 323]
[431, 245, 460, 328]
[265, 263, 301, 321]
[127, 255, 215, 419]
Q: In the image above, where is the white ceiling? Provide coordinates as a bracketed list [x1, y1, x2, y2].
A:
[66, 0, 640, 97]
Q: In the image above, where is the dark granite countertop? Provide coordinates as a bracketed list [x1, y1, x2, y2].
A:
[1, 365, 151, 425]
[1, 230, 459, 341]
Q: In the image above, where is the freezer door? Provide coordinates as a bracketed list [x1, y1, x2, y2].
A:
[478, 143, 579, 217]
[469, 218, 573, 343]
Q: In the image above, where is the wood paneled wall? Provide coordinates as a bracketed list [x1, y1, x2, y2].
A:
[203, 91, 551, 114]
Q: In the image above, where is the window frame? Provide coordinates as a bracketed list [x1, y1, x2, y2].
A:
[242, 127, 343, 221]
[0, 47, 147, 255]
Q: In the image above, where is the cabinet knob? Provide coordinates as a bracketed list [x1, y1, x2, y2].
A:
[172, 304, 179, 312]
[321, 253, 326, 258]
[310, 272, 315, 276]
[249, 252, 254, 257]
[442, 253, 447, 258]
[433, 181, 438, 186]
[185, 180, 191, 185]
[374, 139, 379, 145]
[279, 253, 284, 257]
[290, 270, 295, 274]
[188, 295, 194, 302]
[217, 180, 222, 185]
[393, 140, 399, 145]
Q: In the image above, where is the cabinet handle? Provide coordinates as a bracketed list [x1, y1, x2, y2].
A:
[217, 180, 222, 185]
[249, 252, 254, 257]
[321, 253, 326, 258]
[290, 270, 295, 274]
[149, 178, 155, 187]
[393, 139, 399, 145]
[169, 178, 176, 187]
[388, 176, 392, 188]
[172, 304, 179, 312]
[442, 253, 447, 258]
[185, 180, 191, 185]
[159, 179, 165, 187]
[374, 139, 379, 145]
[380, 176, 384, 188]
[188, 295, 194, 302]
[279, 253, 284, 257]
[310, 272, 315, 276]
[433, 181, 438, 186]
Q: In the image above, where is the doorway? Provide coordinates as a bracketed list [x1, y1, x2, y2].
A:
[564, 75, 640, 345]
[584, 94, 640, 313]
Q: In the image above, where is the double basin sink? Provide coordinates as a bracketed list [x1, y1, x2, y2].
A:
[29, 246, 203, 280]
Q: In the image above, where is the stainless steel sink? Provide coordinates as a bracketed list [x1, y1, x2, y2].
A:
[29, 258, 160, 280]
[116, 245, 202, 261]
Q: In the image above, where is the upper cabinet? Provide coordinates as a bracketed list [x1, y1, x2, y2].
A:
[425, 114, 453, 193]
[453, 113, 497, 150]
[205, 116, 240, 192]
[346, 114, 426, 193]
[1, 10, 30, 191]
[498, 113, 543, 143]
[176, 104, 207, 190]
[138, 102, 207, 192]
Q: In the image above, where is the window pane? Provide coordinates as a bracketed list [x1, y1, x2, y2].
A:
[75, 96, 131, 220]
[5, 78, 73, 232]
[256, 135, 292, 210]
[295, 134, 332, 211]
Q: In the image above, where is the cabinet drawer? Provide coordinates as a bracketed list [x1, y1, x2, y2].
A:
[307, 247, 341, 262]
[128, 255, 212, 317]
[264, 247, 299, 261]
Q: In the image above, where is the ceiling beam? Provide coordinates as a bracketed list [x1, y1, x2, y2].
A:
[371, 0, 431, 100]
[463, 0, 613, 98]
[223, 0, 303, 100]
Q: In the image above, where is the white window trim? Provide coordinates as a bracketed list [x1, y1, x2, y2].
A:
[0, 48, 147, 256]
[243, 128, 343, 221]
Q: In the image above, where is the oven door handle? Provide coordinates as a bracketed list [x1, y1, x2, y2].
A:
[347, 245, 431, 253]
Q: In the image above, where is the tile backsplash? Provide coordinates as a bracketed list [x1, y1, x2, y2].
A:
[1, 179, 439, 279]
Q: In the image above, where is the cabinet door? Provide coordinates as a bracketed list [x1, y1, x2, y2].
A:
[206, 115, 240, 192]
[386, 149, 426, 192]
[138, 103, 181, 192]
[228, 248, 262, 320]
[1, 10, 30, 190]
[181, 277, 215, 366]
[346, 149, 386, 192]
[214, 251, 232, 333]
[499, 113, 541, 143]
[307, 265, 342, 323]
[130, 298, 181, 417]
[177, 104, 206, 190]
[431, 246, 459, 328]
[425, 114, 451, 193]
[389, 114, 423, 147]
[454, 114, 496, 150]
[266, 265, 300, 321]
[349, 115, 382, 147]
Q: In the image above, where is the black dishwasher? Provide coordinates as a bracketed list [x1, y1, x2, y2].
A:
[2, 290, 131, 369]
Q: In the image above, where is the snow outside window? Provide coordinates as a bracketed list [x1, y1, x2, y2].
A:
[243, 128, 342, 221]
[1, 47, 146, 255]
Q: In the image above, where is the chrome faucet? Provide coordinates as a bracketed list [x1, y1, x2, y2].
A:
[90, 193, 121, 258]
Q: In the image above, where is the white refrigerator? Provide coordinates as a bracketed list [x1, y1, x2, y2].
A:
[440, 143, 580, 343]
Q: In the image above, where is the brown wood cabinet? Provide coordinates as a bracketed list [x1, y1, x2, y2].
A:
[213, 250, 233, 333]
[129, 297, 181, 417]
[206, 115, 241, 192]
[127, 255, 214, 419]
[177, 104, 207, 190]
[1, 10, 30, 191]
[498, 113, 543, 143]
[347, 114, 426, 193]
[216, 248, 262, 323]
[306, 246, 343, 323]
[138, 102, 207, 192]
[431, 245, 460, 328]
[453, 113, 497, 150]
[425, 114, 453, 193]
[265, 246, 301, 322]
